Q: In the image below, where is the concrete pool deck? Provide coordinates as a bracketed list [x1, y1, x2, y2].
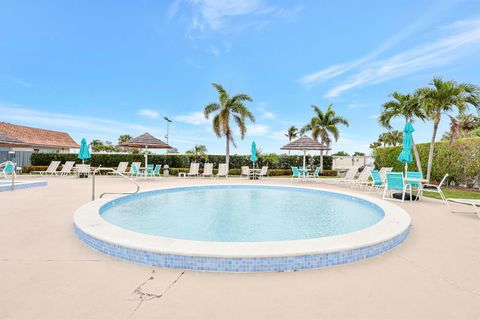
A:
[1, 176, 480, 319]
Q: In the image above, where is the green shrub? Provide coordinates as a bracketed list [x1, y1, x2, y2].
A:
[30, 153, 333, 170]
[373, 138, 480, 186]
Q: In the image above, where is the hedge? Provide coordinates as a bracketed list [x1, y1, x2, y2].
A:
[30, 153, 333, 170]
[374, 138, 480, 187]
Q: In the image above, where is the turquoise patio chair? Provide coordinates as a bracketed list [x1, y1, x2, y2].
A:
[291, 166, 301, 182]
[406, 171, 423, 189]
[146, 164, 154, 175]
[0, 162, 15, 179]
[152, 164, 162, 177]
[383, 172, 412, 203]
[368, 170, 384, 192]
[310, 166, 321, 180]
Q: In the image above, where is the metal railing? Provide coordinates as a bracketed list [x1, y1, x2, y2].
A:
[92, 167, 140, 201]
[0, 161, 16, 191]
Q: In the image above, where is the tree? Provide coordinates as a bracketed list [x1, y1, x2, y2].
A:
[416, 77, 480, 180]
[300, 104, 349, 171]
[118, 134, 132, 145]
[204, 83, 255, 172]
[332, 151, 349, 156]
[353, 151, 365, 156]
[285, 125, 299, 155]
[379, 91, 427, 173]
[90, 139, 103, 147]
[186, 144, 208, 161]
[386, 130, 403, 146]
[369, 141, 382, 149]
[442, 114, 480, 145]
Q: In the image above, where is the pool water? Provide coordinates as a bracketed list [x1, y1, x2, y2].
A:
[100, 186, 385, 242]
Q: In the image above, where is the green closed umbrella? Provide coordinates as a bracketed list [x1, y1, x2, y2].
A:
[397, 121, 414, 175]
[78, 138, 91, 164]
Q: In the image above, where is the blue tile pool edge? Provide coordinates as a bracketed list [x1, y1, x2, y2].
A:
[73, 223, 410, 272]
[0, 181, 48, 192]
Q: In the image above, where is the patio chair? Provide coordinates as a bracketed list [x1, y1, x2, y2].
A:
[379, 167, 393, 183]
[420, 173, 449, 204]
[311, 166, 321, 180]
[241, 166, 250, 178]
[0, 162, 15, 179]
[31, 161, 61, 175]
[383, 172, 413, 203]
[368, 170, 384, 192]
[258, 166, 268, 179]
[351, 167, 372, 189]
[108, 162, 129, 175]
[447, 198, 480, 218]
[151, 164, 162, 177]
[291, 166, 301, 182]
[186, 163, 200, 178]
[59, 161, 75, 176]
[127, 162, 141, 177]
[338, 166, 360, 184]
[216, 163, 228, 178]
[75, 164, 91, 178]
[201, 163, 214, 178]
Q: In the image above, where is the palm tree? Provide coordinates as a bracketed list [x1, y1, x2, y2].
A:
[443, 114, 480, 145]
[379, 92, 427, 173]
[204, 83, 255, 171]
[285, 125, 299, 155]
[186, 144, 208, 161]
[416, 77, 480, 180]
[369, 141, 382, 150]
[301, 104, 349, 171]
[118, 134, 132, 145]
[386, 130, 403, 146]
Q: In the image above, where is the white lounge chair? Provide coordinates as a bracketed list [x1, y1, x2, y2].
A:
[108, 162, 129, 175]
[351, 167, 372, 188]
[31, 161, 61, 175]
[447, 198, 480, 218]
[216, 164, 228, 178]
[420, 173, 448, 204]
[59, 161, 76, 176]
[201, 163, 214, 178]
[241, 166, 250, 178]
[258, 166, 268, 179]
[186, 163, 200, 178]
[338, 166, 360, 184]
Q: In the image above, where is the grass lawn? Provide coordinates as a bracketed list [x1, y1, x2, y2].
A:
[422, 187, 480, 200]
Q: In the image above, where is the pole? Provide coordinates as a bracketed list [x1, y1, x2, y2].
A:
[144, 145, 148, 180]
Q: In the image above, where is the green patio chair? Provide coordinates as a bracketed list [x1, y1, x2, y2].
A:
[383, 172, 412, 203]
[291, 166, 301, 182]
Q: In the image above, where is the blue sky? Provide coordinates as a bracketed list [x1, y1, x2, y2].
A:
[1, 0, 480, 155]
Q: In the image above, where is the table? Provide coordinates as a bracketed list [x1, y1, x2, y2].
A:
[248, 169, 261, 180]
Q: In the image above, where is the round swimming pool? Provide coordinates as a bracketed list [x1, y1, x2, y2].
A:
[74, 184, 411, 272]
[100, 185, 384, 242]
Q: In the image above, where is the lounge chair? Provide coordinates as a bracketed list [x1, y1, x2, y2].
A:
[447, 198, 480, 218]
[368, 169, 384, 192]
[201, 163, 214, 178]
[338, 166, 360, 184]
[291, 166, 301, 182]
[383, 172, 414, 203]
[186, 163, 200, 178]
[241, 166, 250, 178]
[108, 162, 129, 175]
[59, 161, 75, 176]
[351, 167, 372, 188]
[379, 167, 393, 183]
[0, 162, 15, 179]
[258, 166, 268, 179]
[420, 173, 448, 204]
[31, 161, 61, 175]
[127, 162, 141, 177]
[216, 164, 228, 178]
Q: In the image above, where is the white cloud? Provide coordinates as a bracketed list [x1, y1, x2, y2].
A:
[138, 108, 160, 119]
[262, 111, 275, 119]
[247, 124, 268, 136]
[270, 130, 287, 141]
[12, 78, 34, 88]
[175, 111, 210, 125]
[322, 17, 480, 98]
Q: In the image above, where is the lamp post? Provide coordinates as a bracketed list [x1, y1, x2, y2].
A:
[164, 116, 172, 145]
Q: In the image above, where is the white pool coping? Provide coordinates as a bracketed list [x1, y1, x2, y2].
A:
[73, 184, 411, 258]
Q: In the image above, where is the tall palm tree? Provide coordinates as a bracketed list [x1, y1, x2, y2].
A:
[416, 77, 480, 180]
[204, 83, 255, 170]
[285, 125, 299, 155]
[379, 92, 427, 173]
[300, 104, 349, 171]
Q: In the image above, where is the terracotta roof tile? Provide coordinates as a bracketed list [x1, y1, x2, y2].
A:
[0, 122, 79, 148]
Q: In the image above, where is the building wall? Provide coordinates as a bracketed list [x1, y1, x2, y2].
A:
[332, 156, 374, 170]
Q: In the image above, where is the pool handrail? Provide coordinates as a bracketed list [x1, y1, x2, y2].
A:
[92, 166, 140, 201]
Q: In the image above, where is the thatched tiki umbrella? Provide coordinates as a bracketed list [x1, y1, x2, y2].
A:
[120, 133, 172, 178]
[281, 135, 331, 171]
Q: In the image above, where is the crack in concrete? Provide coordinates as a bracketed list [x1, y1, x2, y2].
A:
[392, 253, 480, 298]
[127, 269, 185, 320]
